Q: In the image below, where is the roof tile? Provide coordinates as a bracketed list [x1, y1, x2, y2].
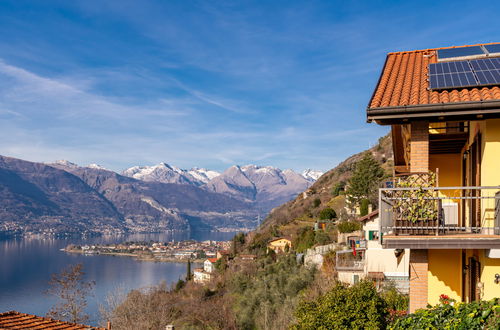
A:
[368, 43, 500, 109]
[0, 311, 105, 330]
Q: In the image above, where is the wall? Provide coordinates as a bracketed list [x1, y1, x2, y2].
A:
[480, 119, 500, 228]
[479, 250, 500, 300]
[427, 249, 462, 305]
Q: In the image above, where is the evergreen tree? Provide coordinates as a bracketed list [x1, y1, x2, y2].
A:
[186, 259, 192, 281]
[345, 152, 385, 207]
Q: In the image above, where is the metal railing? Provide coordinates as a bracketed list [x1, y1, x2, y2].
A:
[336, 249, 365, 271]
[379, 186, 500, 236]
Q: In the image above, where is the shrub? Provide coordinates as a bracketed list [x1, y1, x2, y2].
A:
[313, 198, 321, 208]
[337, 221, 361, 233]
[319, 207, 337, 220]
[390, 297, 500, 329]
[292, 280, 388, 329]
[293, 227, 316, 253]
[331, 181, 346, 197]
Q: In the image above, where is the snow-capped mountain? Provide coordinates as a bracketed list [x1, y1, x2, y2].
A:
[302, 169, 324, 181]
[204, 164, 317, 212]
[121, 163, 219, 186]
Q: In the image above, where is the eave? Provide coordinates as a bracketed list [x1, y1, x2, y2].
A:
[367, 98, 500, 125]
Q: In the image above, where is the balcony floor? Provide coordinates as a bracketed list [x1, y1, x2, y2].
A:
[382, 234, 500, 249]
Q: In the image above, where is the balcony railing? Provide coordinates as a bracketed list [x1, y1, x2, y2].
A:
[379, 185, 500, 236]
[336, 249, 365, 271]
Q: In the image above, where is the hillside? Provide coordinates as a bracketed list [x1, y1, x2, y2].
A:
[258, 134, 393, 234]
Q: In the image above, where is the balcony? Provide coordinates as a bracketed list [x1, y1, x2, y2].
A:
[379, 183, 500, 249]
[336, 249, 365, 271]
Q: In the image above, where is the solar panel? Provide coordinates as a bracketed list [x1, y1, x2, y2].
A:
[470, 58, 500, 85]
[428, 61, 477, 89]
[437, 46, 485, 60]
[484, 44, 500, 55]
[429, 58, 500, 90]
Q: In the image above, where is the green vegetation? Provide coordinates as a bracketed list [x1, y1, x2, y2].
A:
[292, 280, 388, 329]
[391, 296, 500, 329]
[337, 220, 361, 233]
[313, 198, 321, 208]
[346, 152, 385, 206]
[319, 207, 336, 220]
[230, 254, 316, 329]
[331, 181, 346, 197]
[360, 198, 370, 216]
[293, 226, 333, 253]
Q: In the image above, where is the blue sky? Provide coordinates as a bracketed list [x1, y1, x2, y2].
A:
[0, 0, 499, 172]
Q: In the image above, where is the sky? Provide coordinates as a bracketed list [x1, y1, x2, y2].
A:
[0, 1, 499, 173]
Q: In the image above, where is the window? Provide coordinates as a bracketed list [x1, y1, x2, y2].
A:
[368, 230, 379, 241]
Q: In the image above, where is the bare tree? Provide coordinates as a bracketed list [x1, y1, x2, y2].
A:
[46, 263, 95, 323]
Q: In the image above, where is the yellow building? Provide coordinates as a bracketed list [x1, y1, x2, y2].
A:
[367, 42, 500, 312]
[267, 237, 292, 253]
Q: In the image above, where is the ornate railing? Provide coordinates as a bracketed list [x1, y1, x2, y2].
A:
[379, 185, 500, 236]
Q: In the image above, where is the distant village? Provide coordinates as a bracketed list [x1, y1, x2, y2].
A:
[63, 239, 232, 264]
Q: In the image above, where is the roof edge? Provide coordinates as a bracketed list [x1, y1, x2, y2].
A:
[367, 99, 500, 122]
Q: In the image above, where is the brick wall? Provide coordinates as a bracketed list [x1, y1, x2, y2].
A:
[409, 249, 428, 312]
[410, 121, 429, 173]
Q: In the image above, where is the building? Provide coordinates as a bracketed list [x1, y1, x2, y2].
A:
[367, 42, 500, 312]
[193, 257, 218, 284]
[0, 310, 106, 329]
[267, 237, 292, 253]
[336, 210, 410, 292]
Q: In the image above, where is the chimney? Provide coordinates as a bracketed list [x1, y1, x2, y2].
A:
[368, 204, 373, 214]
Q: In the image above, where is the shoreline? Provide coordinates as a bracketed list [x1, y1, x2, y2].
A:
[63, 249, 205, 263]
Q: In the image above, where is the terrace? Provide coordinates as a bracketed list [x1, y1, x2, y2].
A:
[379, 176, 500, 249]
[336, 249, 365, 271]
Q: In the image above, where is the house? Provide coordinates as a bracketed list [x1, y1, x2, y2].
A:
[367, 42, 500, 312]
[193, 268, 212, 284]
[358, 210, 410, 292]
[0, 310, 107, 329]
[193, 257, 218, 284]
[267, 237, 292, 253]
[204, 258, 218, 273]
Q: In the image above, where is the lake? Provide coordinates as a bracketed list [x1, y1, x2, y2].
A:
[0, 231, 236, 326]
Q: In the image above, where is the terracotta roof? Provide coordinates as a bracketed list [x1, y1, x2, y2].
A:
[356, 210, 379, 222]
[207, 258, 218, 263]
[0, 311, 105, 329]
[368, 42, 500, 110]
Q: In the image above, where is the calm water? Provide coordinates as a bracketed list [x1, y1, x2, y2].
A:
[0, 231, 235, 326]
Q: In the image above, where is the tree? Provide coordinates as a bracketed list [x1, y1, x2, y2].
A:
[46, 263, 95, 323]
[345, 152, 385, 207]
[360, 198, 370, 216]
[292, 280, 387, 329]
[319, 207, 337, 220]
[186, 259, 192, 281]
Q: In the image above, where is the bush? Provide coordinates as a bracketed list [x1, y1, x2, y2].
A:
[313, 198, 321, 208]
[293, 227, 316, 253]
[292, 280, 388, 329]
[319, 207, 337, 220]
[391, 297, 500, 329]
[331, 181, 346, 197]
[337, 221, 361, 233]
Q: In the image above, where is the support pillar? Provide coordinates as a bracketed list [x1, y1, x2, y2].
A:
[409, 249, 428, 312]
[410, 121, 429, 173]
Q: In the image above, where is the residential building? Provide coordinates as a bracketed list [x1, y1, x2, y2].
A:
[367, 42, 500, 312]
[193, 257, 218, 284]
[336, 210, 410, 292]
[267, 237, 292, 253]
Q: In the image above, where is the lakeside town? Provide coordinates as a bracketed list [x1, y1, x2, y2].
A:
[62, 239, 232, 263]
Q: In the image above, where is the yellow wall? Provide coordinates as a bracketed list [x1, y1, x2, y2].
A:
[428, 249, 462, 305]
[480, 119, 500, 228]
[480, 251, 500, 300]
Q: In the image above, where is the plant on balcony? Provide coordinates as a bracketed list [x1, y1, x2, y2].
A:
[393, 172, 438, 223]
